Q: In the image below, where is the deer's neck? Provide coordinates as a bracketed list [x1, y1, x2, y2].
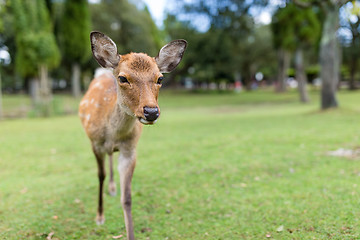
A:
[106, 95, 138, 139]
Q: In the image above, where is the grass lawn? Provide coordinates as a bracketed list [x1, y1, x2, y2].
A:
[1, 94, 81, 118]
[1, 89, 360, 239]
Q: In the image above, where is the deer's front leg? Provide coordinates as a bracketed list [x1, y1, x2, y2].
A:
[118, 148, 136, 240]
[92, 147, 106, 225]
[108, 153, 117, 196]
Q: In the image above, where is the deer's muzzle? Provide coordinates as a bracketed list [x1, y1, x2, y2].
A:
[138, 106, 160, 125]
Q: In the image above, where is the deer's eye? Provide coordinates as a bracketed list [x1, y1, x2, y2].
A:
[157, 77, 164, 85]
[118, 76, 129, 84]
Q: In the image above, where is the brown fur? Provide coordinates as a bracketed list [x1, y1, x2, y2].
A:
[79, 73, 117, 140]
[126, 53, 154, 72]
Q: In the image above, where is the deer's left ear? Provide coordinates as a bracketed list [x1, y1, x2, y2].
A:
[155, 39, 187, 73]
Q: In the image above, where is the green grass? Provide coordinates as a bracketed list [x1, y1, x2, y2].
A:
[1, 89, 360, 239]
[2, 94, 81, 118]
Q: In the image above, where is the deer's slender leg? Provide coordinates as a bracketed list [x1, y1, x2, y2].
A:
[93, 147, 106, 225]
[118, 148, 136, 240]
[108, 153, 117, 196]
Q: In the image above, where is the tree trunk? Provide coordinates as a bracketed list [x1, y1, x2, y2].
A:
[349, 17, 359, 90]
[240, 62, 253, 91]
[72, 63, 81, 97]
[29, 78, 40, 106]
[83, 72, 91, 91]
[349, 55, 357, 90]
[276, 48, 290, 92]
[295, 48, 309, 103]
[349, 34, 358, 90]
[39, 64, 52, 116]
[320, 5, 339, 109]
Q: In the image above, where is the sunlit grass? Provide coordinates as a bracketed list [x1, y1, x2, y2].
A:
[1, 89, 360, 239]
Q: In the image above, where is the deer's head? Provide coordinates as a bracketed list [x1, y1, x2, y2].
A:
[90, 31, 187, 125]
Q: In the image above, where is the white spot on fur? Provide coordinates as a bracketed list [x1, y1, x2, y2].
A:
[94, 82, 103, 89]
[90, 98, 94, 104]
[94, 68, 113, 78]
[80, 99, 89, 106]
[83, 113, 91, 127]
[95, 103, 100, 108]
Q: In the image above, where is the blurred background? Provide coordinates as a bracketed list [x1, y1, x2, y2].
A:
[0, 0, 359, 117]
[2, 1, 360, 239]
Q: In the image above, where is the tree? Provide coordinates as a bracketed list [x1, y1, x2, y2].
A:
[246, 25, 277, 84]
[89, 0, 161, 57]
[0, 0, 4, 119]
[294, 0, 351, 109]
[11, 0, 60, 115]
[167, 0, 269, 89]
[0, 0, 16, 93]
[341, 1, 360, 90]
[319, 1, 342, 108]
[272, 7, 294, 92]
[163, 14, 202, 86]
[272, 3, 320, 100]
[59, 0, 91, 97]
[347, 15, 360, 89]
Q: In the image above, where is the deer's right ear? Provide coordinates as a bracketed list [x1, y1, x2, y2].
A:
[90, 31, 120, 69]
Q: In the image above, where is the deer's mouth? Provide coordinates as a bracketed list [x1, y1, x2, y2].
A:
[138, 117, 157, 125]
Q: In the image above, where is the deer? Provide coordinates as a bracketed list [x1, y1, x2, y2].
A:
[79, 31, 187, 240]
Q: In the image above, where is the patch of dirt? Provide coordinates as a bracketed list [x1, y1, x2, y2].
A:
[327, 147, 360, 159]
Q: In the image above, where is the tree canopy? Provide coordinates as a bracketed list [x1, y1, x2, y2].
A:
[11, 0, 60, 77]
[59, 0, 91, 65]
[90, 0, 163, 57]
[272, 3, 320, 51]
[166, 0, 275, 88]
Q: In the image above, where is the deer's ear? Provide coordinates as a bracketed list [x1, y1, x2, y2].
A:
[90, 31, 120, 69]
[155, 39, 187, 73]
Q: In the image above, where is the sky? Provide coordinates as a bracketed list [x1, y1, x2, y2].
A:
[142, 0, 167, 27]
[140, 0, 356, 43]
[142, 0, 280, 34]
[88, 0, 168, 26]
[141, 0, 279, 29]
[88, 0, 284, 29]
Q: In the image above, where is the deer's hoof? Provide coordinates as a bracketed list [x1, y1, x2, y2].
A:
[109, 181, 117, 196]
[95, 213, 105, 225]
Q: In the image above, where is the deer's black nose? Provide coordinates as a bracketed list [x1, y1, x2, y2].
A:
[143, 106, 159, 121]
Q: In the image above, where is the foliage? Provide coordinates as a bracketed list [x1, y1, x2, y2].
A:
[272, 3, 321, 51]
[291, 0, 354, 109]
[89, 0, 162, 57]
[0, 2, 3, 33]
[1, 90, 360, 239]
[11, 0, 60, 78]
[59, 0, 91, 65]
[163, 14, 199, 82]
[340, 1, 360, 88]
[0, 1, 18, 90]
[193, 28, 234, 82]
[166, 0, 276, 86]
[242, 25, 277, 80]
[2, 0, 359, 93]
